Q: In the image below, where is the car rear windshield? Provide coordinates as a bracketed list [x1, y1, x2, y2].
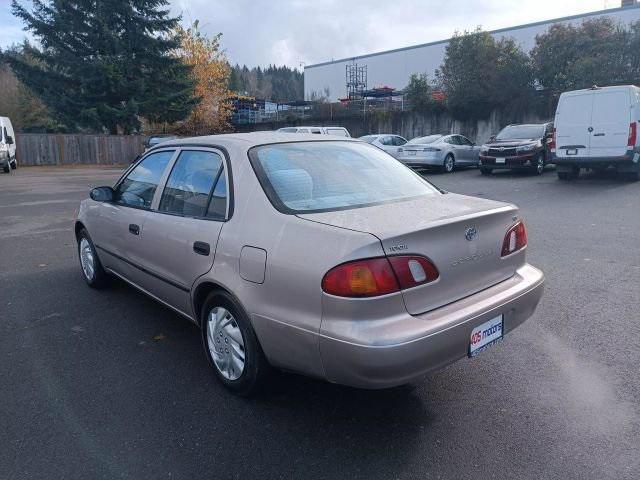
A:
[249, 141, 440, 214]
[496, 125, 544, 140]
[408, 135, 442, 144]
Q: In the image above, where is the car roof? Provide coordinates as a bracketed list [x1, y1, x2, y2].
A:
[153, 132, 359, 151]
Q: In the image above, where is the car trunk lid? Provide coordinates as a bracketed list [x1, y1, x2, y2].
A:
[299, 193, 524, 315]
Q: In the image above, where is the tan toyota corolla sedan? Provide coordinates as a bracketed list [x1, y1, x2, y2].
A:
[75, 132, 544, 395]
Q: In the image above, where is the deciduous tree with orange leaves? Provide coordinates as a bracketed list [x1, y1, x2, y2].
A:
[174, 20, 233, 135]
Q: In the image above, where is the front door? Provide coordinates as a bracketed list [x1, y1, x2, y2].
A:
[130, 149, 229, 316]
[92, 149, 176, 278]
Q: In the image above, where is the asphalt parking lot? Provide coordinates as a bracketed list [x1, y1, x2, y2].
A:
[1, 165, 639, 480]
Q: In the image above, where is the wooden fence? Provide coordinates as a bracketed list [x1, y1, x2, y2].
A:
[16, 133, 146, 166]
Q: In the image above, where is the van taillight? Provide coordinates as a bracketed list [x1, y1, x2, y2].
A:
[322, 256, 439, 298]
[550, 128, 556, 152]
[628, 122, 637, 148]
[501, 221, 527, 257]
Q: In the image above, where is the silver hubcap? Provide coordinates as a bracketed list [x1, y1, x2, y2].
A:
[445, 156, 454, 172]
[79, 238, 95, 281]
[207, 307, 245, 381]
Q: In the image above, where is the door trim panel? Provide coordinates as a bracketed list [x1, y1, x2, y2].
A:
[95, 244, 190, 292]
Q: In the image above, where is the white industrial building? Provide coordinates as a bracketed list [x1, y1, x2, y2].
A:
[304, 2, 640, 102]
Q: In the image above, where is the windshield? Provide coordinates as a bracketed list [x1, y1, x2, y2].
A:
[358, 135, 377, 144]
[496, 125, 545, 140]
[249, 141, 439, 214]
[408, 135, 442, 144]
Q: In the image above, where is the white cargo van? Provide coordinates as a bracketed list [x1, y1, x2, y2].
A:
[552, 85, 640, 181]
[0, 117, 17, 174]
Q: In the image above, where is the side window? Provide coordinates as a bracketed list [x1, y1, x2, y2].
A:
[298, 129, 310, 133]
[310, 128, 323, 134]
[460, 136, 473, 146]
[159, 150, 223, 218]
[380, 136, 393, 146]
[393, 136, 407, 146]
[115, 150, 174, 208]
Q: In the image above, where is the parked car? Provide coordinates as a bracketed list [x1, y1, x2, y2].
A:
[277, 126, 351, 137]
[0, 116, 17, 174]
[76, 132, 544, 395]
[359, 134, 407, 158]
[552, 85, 640, 181]
[479, 123, 554, 176]
[397, 134, 480, 173]
[144, 134, 178, 151]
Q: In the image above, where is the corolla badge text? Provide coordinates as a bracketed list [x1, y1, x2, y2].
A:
[451, 249, 494, 267]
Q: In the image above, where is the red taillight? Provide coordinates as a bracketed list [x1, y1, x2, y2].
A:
[321, 255, 439, 298]
[387, 256, 439, 289]
[501, 221, 528, 257]
[550, 128, 556, 152]
[628, 122, 637, 148]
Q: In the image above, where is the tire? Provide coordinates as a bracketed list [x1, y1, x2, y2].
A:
[480, 167, 492, 175]
[77, 228, 109, 288]
[10, 158, 17, 170]
[3, 163, 11, 174]
[532, 154, 545, 175]
[621, 171, 640, 182]
[443, 154, 455, 173]
[558, 166, 579, 181]
[201, 291, 270, 396]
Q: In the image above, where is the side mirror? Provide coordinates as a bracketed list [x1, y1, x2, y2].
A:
[489, 135, 497, 142]
[6, 135, 13, 145]
[90, 186, 115, 202]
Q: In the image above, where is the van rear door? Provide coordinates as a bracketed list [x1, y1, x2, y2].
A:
[589, 89, 631, 158]
[555, 92, 593, 159]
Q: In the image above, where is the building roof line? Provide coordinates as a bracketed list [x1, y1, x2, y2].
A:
[304, 4, 640, 70]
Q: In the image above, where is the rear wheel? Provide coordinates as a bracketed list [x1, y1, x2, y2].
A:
[3, 163, 11, 174]
[201, 291, 270, 396]
[443, 154, 455, 173]
[10, 158, 17, 170]
[480, 167, 492, 175]
[558, 166, 579, 181]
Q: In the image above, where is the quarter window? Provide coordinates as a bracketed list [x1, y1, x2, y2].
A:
[159, 150, 224, 218]
[115, 150, 174, 208]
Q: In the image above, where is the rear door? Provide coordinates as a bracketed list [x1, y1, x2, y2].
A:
[129, 148, 228, 314]
[555, 92, 593, 159]
[589, 89, 631, 158]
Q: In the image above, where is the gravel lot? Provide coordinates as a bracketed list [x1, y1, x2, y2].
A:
[1, 165, 639, 480]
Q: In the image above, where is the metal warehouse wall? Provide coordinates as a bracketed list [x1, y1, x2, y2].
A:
[304, 5, 640, 101]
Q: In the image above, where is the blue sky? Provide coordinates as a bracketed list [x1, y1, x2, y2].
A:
[1, 0, 621, 67]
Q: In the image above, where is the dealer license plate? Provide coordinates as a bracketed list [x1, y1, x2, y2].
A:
[566, 148, 578, 156]
[469, 315, 504, 357]
[495, 157, 506, 164]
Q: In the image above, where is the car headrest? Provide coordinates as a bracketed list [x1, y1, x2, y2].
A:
[269, 169, 313, 203]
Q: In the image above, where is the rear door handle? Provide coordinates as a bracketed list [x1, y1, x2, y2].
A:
[128, 224, 140, 235]
[593, 133, 605, 136]
[193, 241, 210, 256]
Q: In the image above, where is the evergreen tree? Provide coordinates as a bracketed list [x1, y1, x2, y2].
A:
[7, 0, 198, 133]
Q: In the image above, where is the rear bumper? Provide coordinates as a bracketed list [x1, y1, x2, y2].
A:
[318, 264, 544, 389]
[397, 156, 441, 167]
[553, 150, 640, 170]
